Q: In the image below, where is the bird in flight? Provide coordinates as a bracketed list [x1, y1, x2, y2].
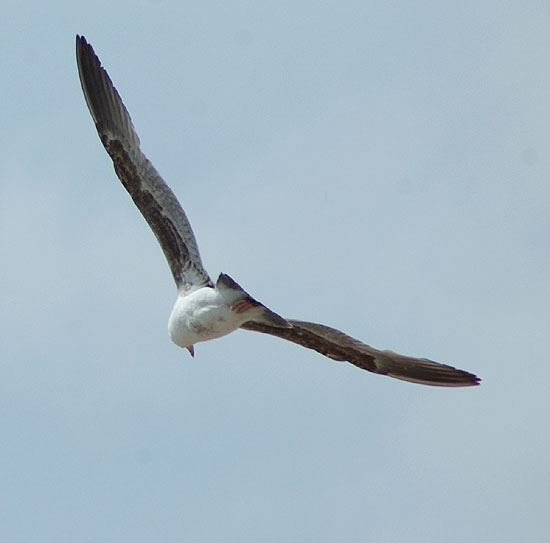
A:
[76, 35, 480, 387]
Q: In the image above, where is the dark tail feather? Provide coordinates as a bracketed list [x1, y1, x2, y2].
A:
[216, 273, 291, 329]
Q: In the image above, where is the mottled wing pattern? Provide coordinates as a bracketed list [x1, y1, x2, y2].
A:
[76, 36, 212, 292]
[241, 319, 480, 387]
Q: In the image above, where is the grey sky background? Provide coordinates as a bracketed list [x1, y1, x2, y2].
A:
[1, 1, 549, 541]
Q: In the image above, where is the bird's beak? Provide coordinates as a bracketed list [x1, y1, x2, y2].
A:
[186, 345, 195, 357]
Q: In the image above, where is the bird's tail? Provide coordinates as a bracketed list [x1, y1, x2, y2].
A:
[216, 273, 292, 328]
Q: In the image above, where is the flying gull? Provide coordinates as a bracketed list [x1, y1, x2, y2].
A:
[76, 35, 480, 387]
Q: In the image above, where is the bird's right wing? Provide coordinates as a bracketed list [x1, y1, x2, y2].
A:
[76, 35, 212, 292]
[241, 319, 480, 387]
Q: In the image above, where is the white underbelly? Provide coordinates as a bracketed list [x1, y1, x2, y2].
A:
[168, 287, 246, 348]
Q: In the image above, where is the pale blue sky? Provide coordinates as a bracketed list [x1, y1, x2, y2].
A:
[1, 1, 549, 542]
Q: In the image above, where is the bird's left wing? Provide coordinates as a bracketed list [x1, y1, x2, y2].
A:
[76, 36, 212, 292]
[241, 320, 480, 387]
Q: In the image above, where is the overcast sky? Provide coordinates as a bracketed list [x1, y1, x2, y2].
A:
[1, 1, 549, 542]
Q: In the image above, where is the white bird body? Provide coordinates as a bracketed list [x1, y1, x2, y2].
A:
[168, 283, 273, 350]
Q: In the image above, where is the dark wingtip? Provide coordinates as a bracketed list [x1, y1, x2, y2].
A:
[76, 35, 87, 49]
[444, 368, 481, 387]
[452, 368, 482, 387]
[455, 375, 481, 387]
[76, 35, 94, 60]
[388, 366, 482, 388]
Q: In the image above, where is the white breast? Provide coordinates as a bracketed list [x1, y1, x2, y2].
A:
[168, 286, 249, 348]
